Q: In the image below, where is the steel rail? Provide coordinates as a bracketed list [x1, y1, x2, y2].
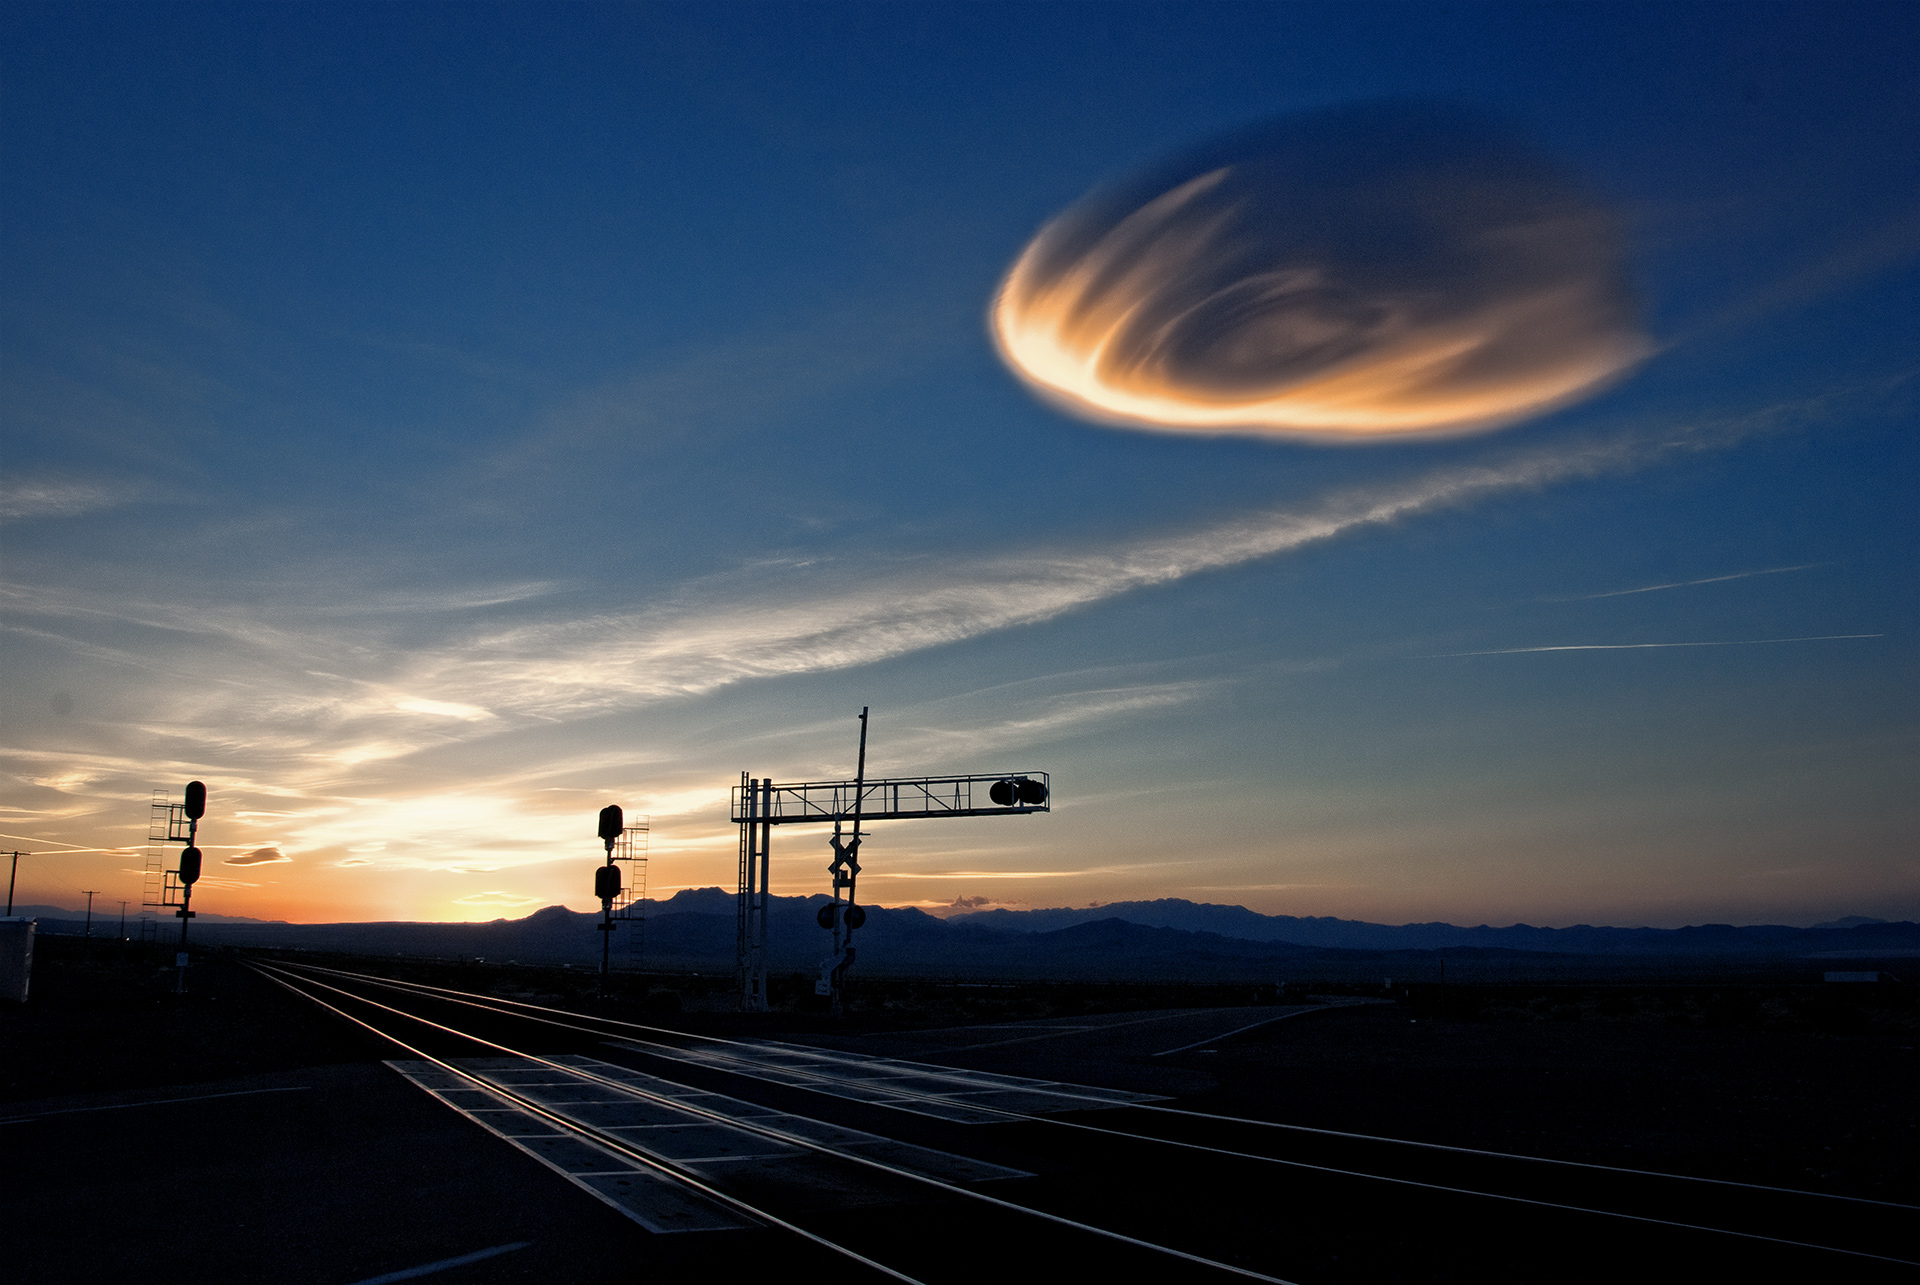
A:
[601, 1052, 1919, 1268]
[271, 957, 1917, 1211]
[245, 962, 921, 1284]
[255, 959, 1296, 1285]
[266, 958, 1918, 1268]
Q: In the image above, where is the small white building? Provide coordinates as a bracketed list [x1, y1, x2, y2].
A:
[0, 917, 34, 1003]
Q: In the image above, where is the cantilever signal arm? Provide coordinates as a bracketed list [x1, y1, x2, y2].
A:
[730, 772, 1050, 826]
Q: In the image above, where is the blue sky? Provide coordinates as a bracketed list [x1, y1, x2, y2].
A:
[3, 2, 1914, 927]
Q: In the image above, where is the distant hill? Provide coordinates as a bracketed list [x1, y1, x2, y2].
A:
[75, 887, 1916, 982]
[1808, 915, 1889, 931]
[944, 898, 1920, 956]
[10, 904, 286, 926]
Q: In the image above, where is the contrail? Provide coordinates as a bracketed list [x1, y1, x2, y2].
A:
[1542, 563, 1828, 601]
[1424, 634, 1883, 658]
[0, 833, 140, 854]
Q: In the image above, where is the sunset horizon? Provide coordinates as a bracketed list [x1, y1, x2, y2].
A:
[6, 3, 1914, 939]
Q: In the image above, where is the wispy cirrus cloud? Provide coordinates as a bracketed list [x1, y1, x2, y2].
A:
[392, 697, 496, 721]
[453, 890, 542, 908]
[396, 427, 1713, 722]
[0, 391, 1850, 905]
[314, 583, 562, 617]
[864, 863, 1175, 880]
[1, 386, 1897, 927]
[0, 401, 1812, 783]
[0, 479, 134, 523]
[748, 674, 1218, 775]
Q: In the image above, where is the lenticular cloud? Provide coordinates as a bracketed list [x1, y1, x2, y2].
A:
[992, 103, 1648, 440]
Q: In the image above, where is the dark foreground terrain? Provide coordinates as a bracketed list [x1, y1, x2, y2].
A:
[3, 937, 1913, 1283]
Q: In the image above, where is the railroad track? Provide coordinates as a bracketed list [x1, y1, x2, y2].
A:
[252, 957, 1918, 1283]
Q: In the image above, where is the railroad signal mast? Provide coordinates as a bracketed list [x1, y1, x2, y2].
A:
[609, 817, 649, 966]
[594, 805, 624, 982]
[589, 807, 651, 978]
[146, 786, 200, 908]
[733, 707, 1051, 1014]
[143, 780, 210, 992]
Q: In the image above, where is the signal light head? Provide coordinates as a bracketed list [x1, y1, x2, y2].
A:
[594, 864, 622, 902]
[990, 777, 1047, 806]
[818, 903, 868, 930]
[597, 804, 624, 844]
[183, 781, 207, 820]
[178, 847, 203, 887]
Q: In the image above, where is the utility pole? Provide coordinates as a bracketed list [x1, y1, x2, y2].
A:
[118, 900, 128, 940]
[82, 890, 100, 938]
[5, 852, 22, 916]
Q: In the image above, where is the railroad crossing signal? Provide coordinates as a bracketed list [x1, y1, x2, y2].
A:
[816, 903, 865, 930]
[733, 708, 1050, 1013]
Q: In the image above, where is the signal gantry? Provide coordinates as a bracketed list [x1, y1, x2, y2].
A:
[733, 707, 1051, 1013]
